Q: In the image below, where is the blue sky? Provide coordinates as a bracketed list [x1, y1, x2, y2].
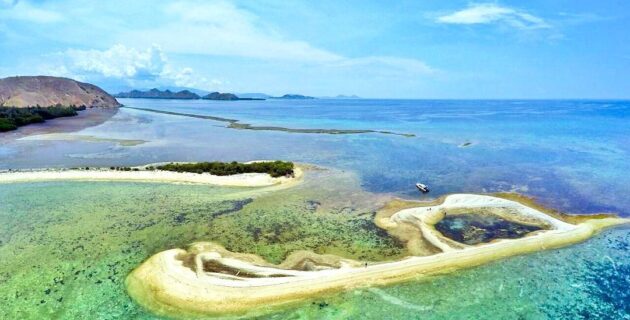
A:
[0, 0, 628, 98]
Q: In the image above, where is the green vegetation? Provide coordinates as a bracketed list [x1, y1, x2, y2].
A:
[0, 104, 86, 132]
[157, 161, 295, 177]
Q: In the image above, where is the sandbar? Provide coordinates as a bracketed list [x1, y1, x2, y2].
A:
[0, 165, 303, 187]
[125, 194, 629, 318]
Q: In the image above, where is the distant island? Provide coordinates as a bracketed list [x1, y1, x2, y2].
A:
[202, 92, 264, 101]
[324, 94, 361, 99]
[271, 94, 316, 100]
[0, 76, 120, 132]
[114, 88, 200, 99]
[115, 89, 265, 101]
[114, 89, 362, 101]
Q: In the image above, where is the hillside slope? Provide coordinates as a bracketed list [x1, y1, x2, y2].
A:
[0, 76, 120, 108]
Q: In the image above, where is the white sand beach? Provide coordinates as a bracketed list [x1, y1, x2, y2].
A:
[0, 166, 303, 187]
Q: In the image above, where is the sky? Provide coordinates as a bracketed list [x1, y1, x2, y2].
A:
[0, 0, 628, 98]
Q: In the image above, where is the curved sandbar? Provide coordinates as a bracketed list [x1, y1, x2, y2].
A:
[126, 194, 629, 318]
[0, 164, 303, 187]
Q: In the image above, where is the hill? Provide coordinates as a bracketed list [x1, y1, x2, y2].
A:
[202, 92, 240, 100]
[0, 76, 120, 108]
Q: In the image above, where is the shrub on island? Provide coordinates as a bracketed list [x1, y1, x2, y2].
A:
[156, 161, 294, 178]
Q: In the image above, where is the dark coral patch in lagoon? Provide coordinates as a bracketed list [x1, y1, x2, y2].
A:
[434, 213, 543, 245]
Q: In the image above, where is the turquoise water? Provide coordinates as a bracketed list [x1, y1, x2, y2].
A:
[267, 226, 629, 320]
[0, 99, 629, 318]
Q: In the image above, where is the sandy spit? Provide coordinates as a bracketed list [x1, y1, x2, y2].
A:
[0, 166, 303, 187]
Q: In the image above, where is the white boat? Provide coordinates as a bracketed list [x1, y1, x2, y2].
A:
[415, 183, 429, 193]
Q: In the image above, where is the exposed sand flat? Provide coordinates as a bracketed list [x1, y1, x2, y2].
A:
[0, 166, 303, 187]
[18, 133, 147, 146]
[125, 194, 629, 318]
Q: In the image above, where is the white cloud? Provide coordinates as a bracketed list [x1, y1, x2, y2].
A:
[0, 1, 63, 23]
[332, 56, 436, 75]
[116, 1, 435, 78]
[120, 1, 342, 63]
[65, 44, 166, 79]
[437, 3, 550, 30]
[59, 44, 223, 90]
[33, 1, 436, 91]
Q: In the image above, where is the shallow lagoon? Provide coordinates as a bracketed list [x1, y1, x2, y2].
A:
[0, 169, 406, 319]
[1, 179, 627, 319]
[0, 99, 629, 318]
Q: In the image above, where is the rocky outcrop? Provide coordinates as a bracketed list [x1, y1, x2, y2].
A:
[0, 76, 120, 108]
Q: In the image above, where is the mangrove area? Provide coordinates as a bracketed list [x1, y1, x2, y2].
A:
[0, 105, 85, 132]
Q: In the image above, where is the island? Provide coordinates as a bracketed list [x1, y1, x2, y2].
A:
[271, 94, 316, 100]
[0, 76, 120, 132]
[202, 92, 265, 101]
[0, 161, 300, 187]
[125, 192, 629, 318]
[114, 88, 200, 99]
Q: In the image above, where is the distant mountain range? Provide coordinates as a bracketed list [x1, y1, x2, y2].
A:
[114, 89, 265, 100]
[114, 88, 361, 101]
[114, 89, 200, 99]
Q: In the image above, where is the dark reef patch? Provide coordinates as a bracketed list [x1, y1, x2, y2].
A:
[210, 199, 254, 219]
[435, 213, 543, 245]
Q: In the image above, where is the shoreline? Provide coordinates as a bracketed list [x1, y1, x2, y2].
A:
[0, 165, 303, 187]
[0, 107, 119, 139]
[125, 194, 630, 318]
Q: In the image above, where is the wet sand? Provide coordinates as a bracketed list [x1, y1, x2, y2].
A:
[0, 107, 118, 141]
